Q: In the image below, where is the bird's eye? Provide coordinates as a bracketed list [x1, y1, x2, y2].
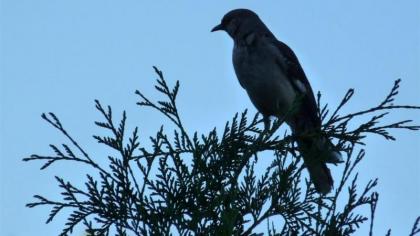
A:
[222, 18, 231, 26]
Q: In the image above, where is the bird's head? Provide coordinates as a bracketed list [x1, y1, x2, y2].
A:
[211, 9, 272, 40]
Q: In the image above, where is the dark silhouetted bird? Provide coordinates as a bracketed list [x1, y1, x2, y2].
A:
[212, 9, 342, 194]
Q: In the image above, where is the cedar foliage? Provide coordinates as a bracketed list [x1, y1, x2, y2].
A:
[24, 67, 420, 236]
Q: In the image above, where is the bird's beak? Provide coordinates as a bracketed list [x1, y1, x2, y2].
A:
[211, 24, 224, 32]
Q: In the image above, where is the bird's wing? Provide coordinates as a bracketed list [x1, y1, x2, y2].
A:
[273, 40, 321, 129]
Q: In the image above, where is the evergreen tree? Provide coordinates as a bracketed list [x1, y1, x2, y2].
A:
[24, 67, 420, 236]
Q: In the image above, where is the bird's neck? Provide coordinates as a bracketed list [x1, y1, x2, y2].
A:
[235, 31, 273, 47]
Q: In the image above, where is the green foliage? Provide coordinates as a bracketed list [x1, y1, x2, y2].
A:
[24, 67, 420, 235]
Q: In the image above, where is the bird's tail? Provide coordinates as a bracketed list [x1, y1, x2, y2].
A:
[297, 136, 342, 194]
[305, 160, 333, 194]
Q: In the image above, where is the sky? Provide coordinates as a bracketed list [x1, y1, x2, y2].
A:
[1, 0, 419, 235]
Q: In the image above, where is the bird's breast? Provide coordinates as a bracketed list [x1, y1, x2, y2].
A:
[232, 43, 296, 117]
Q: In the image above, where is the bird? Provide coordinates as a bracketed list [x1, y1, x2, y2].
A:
[211, 9, 342, 194]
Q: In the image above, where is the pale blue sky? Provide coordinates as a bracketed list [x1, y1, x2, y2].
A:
[1, 1, 419, 235]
